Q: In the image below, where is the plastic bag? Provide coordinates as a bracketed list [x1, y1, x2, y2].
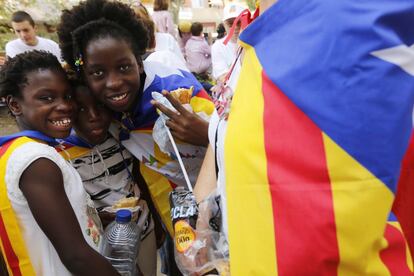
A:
[152, 90, 209, 154]
[170, 188, 229, 275]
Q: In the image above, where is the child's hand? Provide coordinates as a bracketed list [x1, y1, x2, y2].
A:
[151, 90, 209, 147]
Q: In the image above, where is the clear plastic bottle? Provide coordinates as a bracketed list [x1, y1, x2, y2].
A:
[102, 209, 141, 276]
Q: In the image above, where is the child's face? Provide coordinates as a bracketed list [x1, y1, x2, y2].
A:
[73, 86, 112, 145]
[11, 69, 74, 138]
[83, 37, 142, 113]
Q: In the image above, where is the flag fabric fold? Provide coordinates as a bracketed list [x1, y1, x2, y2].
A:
[225, 0, 414, 274]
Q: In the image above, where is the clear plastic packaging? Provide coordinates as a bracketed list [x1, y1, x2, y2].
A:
[170, 188, 229, 276]
[152, 91, 209, 154]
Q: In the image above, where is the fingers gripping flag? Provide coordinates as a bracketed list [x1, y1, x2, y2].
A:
[224, 0, 414, 275]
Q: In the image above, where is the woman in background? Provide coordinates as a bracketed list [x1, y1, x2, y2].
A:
[152, 0, 176, 38]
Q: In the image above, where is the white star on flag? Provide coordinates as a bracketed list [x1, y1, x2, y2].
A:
[371, 44, 414, 77]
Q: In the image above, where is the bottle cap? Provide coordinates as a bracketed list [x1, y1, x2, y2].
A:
[115, 209, 132, 223]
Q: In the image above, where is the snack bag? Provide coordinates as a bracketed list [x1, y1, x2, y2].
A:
[170, 188, 229, 276]
[196, 191, 230, 276]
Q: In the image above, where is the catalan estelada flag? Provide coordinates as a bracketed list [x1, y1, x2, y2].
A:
[224, 0, 414, 274]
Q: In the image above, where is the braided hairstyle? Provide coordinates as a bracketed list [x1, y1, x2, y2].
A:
[0, 50, 65, 99]
[57, 0, 149, 72]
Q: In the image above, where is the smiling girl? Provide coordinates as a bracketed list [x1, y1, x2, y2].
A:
[57, 0, 215, 238]
[0, 51, 118, 276]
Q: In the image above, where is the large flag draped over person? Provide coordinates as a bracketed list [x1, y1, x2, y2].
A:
[224, 0, 414, 275]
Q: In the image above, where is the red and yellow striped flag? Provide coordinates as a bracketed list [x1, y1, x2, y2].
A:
[0, 137, 37, 276]
[224, 0, 414, 274]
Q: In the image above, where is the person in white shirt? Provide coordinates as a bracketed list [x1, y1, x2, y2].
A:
[5, 11, 61, 61]
[211, 4, 245, 81]
[151, 0, 177, 38]
[133, 4, 187, 68]
[154, 32, 186, 64]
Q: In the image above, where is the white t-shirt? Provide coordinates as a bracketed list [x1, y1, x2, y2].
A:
[151, 10, 177, 38]
[5, 141, 102, 276]
[211, 38, 237, 80]
[208, 48, 242, 240]
[146, 50, 188, 71]
[155, 32, 186, 65]
[5, 36, 62, 61]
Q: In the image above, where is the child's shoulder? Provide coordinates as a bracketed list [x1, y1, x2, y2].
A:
[0, 132, 63, 169]
[1, 135, 53, 155]
[4, 139, 62, 187]
[7, 139, 60, 163]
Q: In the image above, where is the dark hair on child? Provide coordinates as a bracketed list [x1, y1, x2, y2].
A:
[216, 23, 226, 39]
[191, 22, 203, 36]
[11, 11, 35, 27]
[57, 0, 149, 72]
[0, 50, 65, 99]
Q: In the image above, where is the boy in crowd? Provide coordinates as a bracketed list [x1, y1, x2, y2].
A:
[5, 11, 61, 61]
[185, 22, 211, 76]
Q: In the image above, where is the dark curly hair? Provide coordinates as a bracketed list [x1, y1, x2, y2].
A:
[216, 23, 226, 39]
[0, 50, 65, 99]
[57, 0, 149, 72]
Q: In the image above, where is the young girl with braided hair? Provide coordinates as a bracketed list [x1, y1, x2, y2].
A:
[0, 50, 118, 276]
[58, 1, 214, 274]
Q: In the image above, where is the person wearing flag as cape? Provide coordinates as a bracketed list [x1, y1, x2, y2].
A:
[157, 0, 414, 274]
[0, 50, 118, 275]
[206, 0, 414, 275]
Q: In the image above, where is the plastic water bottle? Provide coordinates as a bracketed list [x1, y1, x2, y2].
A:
[102, 209, 141, 276]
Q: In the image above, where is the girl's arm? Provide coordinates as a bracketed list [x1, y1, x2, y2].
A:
[194, 145, 217, 203]
[20, 158, 119, 276]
